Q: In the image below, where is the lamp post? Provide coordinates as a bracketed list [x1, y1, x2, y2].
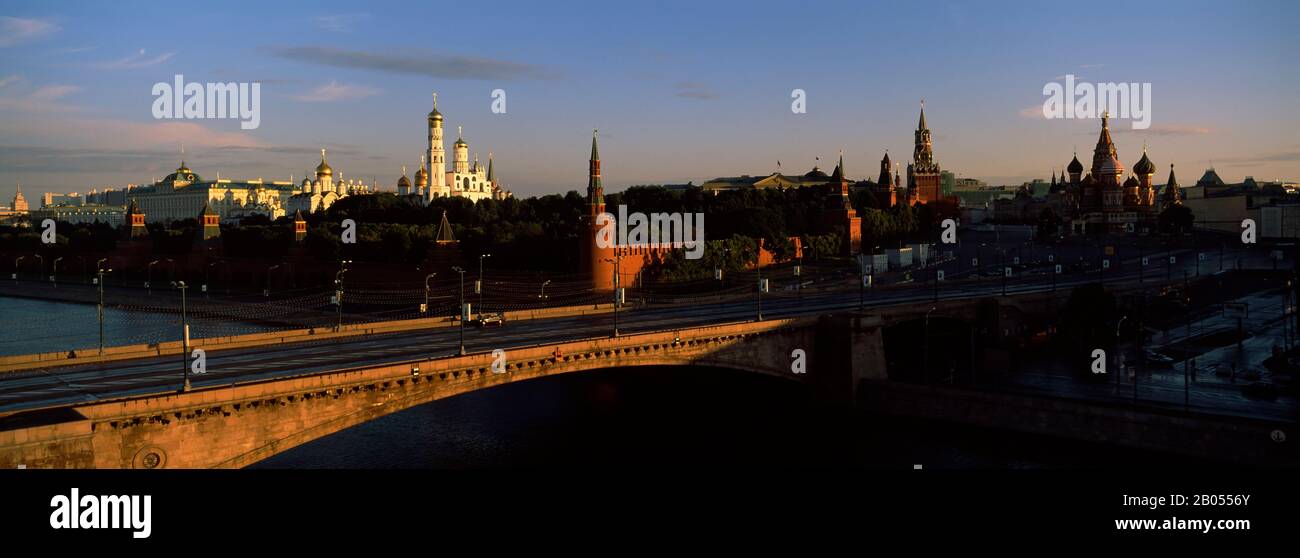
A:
[33, 254, 43, 283]
[604, 254, 622, 337]
[147, 259, 160, 293]
[174, 281, 191, 392]
[1115, 315, 1127, 395]
[452, 266, 466, 355]
[52, 256, 63, 284]
[13, 256, 24, 281]
[334, 260, 351, 331]
[97, 258, 111, 355]
[265, 264, 280, 297]
[205, 261, 218, 298]
[539, 279, 551, 300]
[756, 249, 764, 321]
[924, 306, 937, 383]
[478, 253, 491, 320]
[423, 273, 438, 313]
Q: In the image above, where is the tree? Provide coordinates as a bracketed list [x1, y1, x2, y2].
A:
[1159, 204, 1194, 235]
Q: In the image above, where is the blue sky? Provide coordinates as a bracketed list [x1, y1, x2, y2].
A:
[1, 0, 1297, 201]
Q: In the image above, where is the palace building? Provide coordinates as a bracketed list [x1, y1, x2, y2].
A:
[126, 149, 369, 223]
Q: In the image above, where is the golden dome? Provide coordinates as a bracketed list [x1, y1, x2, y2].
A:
[315, 148, 333, 176]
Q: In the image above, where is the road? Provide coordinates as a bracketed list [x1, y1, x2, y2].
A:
[0, 243, 1289, 425]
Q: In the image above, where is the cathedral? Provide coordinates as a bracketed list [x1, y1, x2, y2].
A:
[1053, 112, 1162, 234]
[396, 93, 511, 203]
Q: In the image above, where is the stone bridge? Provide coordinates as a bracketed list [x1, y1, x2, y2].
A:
[0, 290, 1070, 469]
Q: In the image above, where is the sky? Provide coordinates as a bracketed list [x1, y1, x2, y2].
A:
[1, 0, 1298, 203]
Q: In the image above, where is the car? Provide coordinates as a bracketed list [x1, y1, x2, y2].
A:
[1143, 351, 1175, 368]
[474, 313, 504, 328]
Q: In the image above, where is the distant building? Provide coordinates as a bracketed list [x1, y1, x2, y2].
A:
[129, 150, 370, 223]
[29, 204, 125, 227]
[42, 192, 82, 208]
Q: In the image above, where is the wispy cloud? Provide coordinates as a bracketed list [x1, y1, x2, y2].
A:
[1213, 150, 1300, 166]
[51, 45, 96, 55]
[27, 84, 77, 101]
[1112, 124, 1211, 136]
[292, 81, 381, 102]
[0, 81, 79, 112]
[262, 45, 561, 80]
[674, 82, 718, 100]
[312, 13, 371, 32]
[96, 48, 174, 69]
[0, 16, 58, 47]
[1018, 105, 1046, 119]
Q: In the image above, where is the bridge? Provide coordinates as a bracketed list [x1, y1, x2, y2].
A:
[0, 287, 1070, 469]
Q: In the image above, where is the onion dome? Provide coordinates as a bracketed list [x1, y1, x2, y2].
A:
[428, 93, 443, 123]
[1067, 154, 1084, 175]
[1099, 154, 1124, 176]
[397, 166, 412, 189]
[315, 148, 333, 176]
[1123, 175, 1139, 188]
[1133, 150, 1155, 175]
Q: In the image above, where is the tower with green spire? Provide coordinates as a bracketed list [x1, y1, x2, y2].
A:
[587, 129, 603, 204]
[584, 129, 615, 291]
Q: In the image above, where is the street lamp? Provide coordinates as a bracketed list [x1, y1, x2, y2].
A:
[539, 279, 551, 300]
[265, 264, 280, 297]
[33, 254, 43, 283]
[334, 260, 351, 331]
[1115, 315, 1128, 394]
[205, 261, 218, 297]
[52, 256, 63, 283]
[604, 254, 622, 337]
[147, 259, 160, 293]
[423, 272, 438, 313]
[924, 306, 938, 383]
[13, 256, 24, 281]
[174, 281, 191, 392]
[478, 253, 491, 320]
[97, 258, 111, 355]
[452, 266, 466, 355]
[755, 248, 765, 321]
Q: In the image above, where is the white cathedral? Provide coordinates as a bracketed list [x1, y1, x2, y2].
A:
[396, 93, 511, 203]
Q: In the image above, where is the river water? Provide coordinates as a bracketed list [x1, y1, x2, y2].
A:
[1, 296, 1197, 469]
